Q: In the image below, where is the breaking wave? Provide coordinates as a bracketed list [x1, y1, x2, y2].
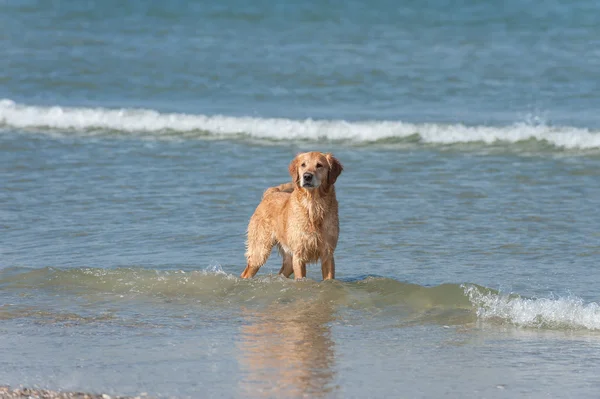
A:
[464, 285, 600, 330]
[2, 266, 600, 331]
[2, 99, 600, 150]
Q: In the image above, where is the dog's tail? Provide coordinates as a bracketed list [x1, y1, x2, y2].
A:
[262, 182, 294, 199]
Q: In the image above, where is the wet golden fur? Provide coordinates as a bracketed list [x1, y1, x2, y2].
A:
[241, 152, 343, 280]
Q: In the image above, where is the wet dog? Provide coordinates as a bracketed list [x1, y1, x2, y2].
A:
[241, 152, 343, 280]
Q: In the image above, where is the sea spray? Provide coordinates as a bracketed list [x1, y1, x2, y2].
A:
[463, 284, 600, 330]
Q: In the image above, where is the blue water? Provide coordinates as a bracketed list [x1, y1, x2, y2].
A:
[2, 1, 600, 398]
[3, 0, 600, 125]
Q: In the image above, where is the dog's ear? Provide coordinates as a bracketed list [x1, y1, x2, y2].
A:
[288, 155, 301, 187]
[326, 153, 343, 185]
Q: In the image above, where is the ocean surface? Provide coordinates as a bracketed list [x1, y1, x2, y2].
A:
[2, 1, 600, 398]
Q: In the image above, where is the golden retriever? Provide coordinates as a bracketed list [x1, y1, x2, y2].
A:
[241, 152, 343, 280]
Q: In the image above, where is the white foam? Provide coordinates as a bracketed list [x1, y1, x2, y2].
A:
[464, 285, 600, 330]
[2, 99, 600, 149]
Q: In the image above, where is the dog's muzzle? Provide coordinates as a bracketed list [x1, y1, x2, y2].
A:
[301, 173, 315, 188]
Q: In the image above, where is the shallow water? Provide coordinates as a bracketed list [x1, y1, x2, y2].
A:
[2, 1, 600, 398]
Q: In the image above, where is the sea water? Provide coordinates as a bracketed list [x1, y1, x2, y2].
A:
[2, 1, 600, 398]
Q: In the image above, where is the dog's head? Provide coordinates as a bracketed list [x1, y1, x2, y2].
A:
[288, 152, 343, 191]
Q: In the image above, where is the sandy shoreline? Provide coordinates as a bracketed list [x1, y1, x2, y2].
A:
[0, 386, 151, 399]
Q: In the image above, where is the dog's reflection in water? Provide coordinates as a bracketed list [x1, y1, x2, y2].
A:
[238, 296, 337, 398]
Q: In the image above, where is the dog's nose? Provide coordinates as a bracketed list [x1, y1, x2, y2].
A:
[303, 173, 313, 181]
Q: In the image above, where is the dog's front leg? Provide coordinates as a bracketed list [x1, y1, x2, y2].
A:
[292, 257, 306, 280]
[321, 255, 335, 280]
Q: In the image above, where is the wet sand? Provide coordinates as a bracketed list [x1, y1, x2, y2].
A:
[0, 386, 150, 399]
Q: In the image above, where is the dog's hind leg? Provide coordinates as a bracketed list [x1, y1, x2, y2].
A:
[278, 252, 293, 278]
[241, 224, 275, 279]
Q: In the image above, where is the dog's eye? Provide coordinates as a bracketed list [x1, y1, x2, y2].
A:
[316, 163, 323, 168]
[301, 163, 306, 167]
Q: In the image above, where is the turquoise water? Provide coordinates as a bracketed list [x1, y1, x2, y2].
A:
[2, 1, 600, 398]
